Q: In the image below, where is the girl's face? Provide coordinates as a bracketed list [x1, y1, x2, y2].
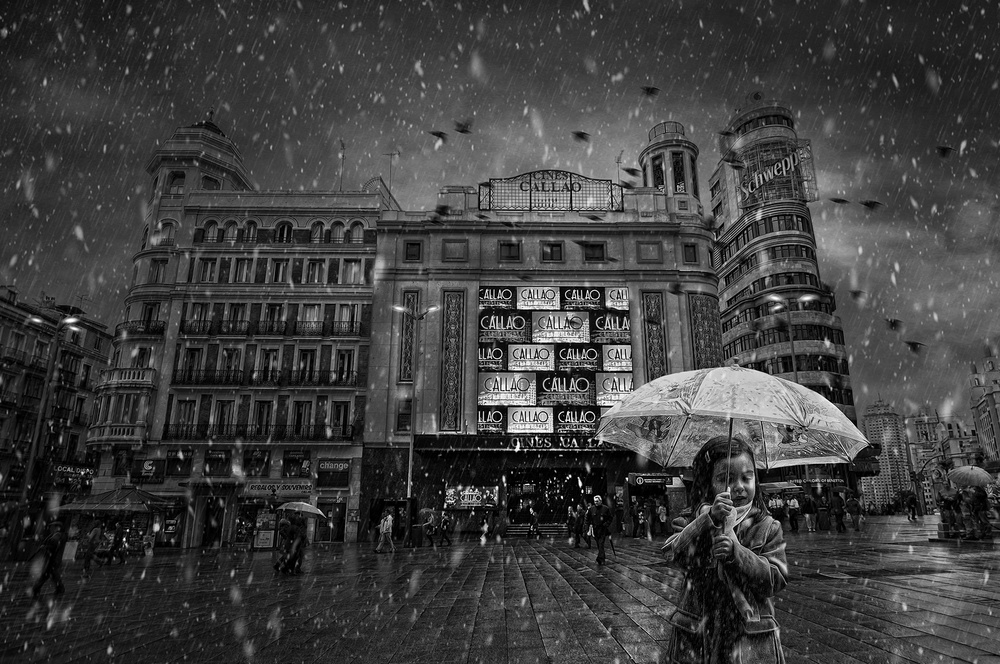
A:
[711, 452, 756, 507]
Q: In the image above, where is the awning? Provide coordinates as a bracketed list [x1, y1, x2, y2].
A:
[760, 481, 803, 493]
[58, 486, 177, 513]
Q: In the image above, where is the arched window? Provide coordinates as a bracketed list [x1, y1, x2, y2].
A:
[160, 222, 175, 243]
[201, 175, 221, 191]
[275, 222, 293, 243]
[331, 222, 345, 243]
[168, 172, 185, 195]
[350, 221, 365, 242]
[310, 221, 325, 244]
[244, 221, 258, 242]
[224, 221, 238, 241]
[203, 221, 218, 242]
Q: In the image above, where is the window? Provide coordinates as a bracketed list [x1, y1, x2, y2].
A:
[404, 242, 422, 261]
[270, 259, 288, 283]
[132, 346, 152, 368]
[243, 449, 270, 477]
[243, 222, 257, 242]
[264, 304, 284, 323]
[176, 400, 197, 427]
[199, 259, 217, 282]
[651, 154, 665, 188]
[223, 222, 238, 241]
[672, 152, 687, 194]
[293, 401, 313, 435]
[298, 349, 317, 378]
[342, 259, 363, 284]
[443, 240, 468, 261]
[331, 401, 350, 435]
[166, 449, 193, 476]
[337, 304, 360, 324]
[167, 172, 185, 195]
[331, 223, 345, 243]
[336, 349, 354, 382]
[582, 243, 606, 262]
[282, 450, 312, 478]
[541, 242, 563, 262]
[203, 221, 218, 242]
[637, 241, 662, 263]
[189, 302, 208, 321]
[201, 175, 221, 190]
[180, 347, 201, 375]
[396, 399, 413, 432]
[141, 303, 160, 322]
[306, 260, 324, 284]
[259, 348, 280, 382]
[149, 260, 167, 284]
[301, 304, 321, 322]
[683, 244, 699, 264]
[275, 223, 293, 243]
[253, 400, 273, 433]
[204, 450, 232, 477]
[710, 180, 722, 199]
[310, 222, 325, 244]
[499, 242, 521, 262]
[214, 400, 235, 430]
[220, 347, 241, 372]
[112, 446, 134, 476]
[233, 258, 252, 283]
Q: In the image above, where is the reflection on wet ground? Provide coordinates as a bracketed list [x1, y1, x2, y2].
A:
[1, 516, 997, 663]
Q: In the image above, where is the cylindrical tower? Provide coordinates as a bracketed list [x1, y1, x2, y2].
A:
[638, 120, 701, 208]
[709, 95, 854, 422]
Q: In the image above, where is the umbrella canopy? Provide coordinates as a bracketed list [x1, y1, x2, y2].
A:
[277, 501, 326, 518]
[59, 486, 176, 513]
[596, 366, 871, 470]
[948, 465, 994, 487]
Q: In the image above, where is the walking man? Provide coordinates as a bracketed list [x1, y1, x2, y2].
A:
[110, 521, 127, 564]
[585, 495, 613, 565]
[31, 521, 67, 598]
[786, 494, 800, 533]
[831, 492, 847, 533]
[438, 511, 452, 546]
[375, 510, 395, 553]
[81, 520, 104, 575]
[801, 494, 817, 532]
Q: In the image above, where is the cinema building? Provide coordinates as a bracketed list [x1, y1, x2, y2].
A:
[364, 120, 723, 533]
[708, 94, 873, 493]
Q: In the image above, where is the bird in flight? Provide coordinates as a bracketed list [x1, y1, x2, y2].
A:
[904, 340, 926, 354]
[829, 198, 850, 204]
[572, 131, 591, 143]
[454, 118, 473, 134]
[935, 145, 955, 158]
[885, 318, 903, 331]
[849, 289, 867, 301]
[428, 130, 447, 143]
[639, 86, 661, 97]
[860, 200, 884, 210]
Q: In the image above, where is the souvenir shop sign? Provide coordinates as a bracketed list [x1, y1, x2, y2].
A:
[444, 485, 499, 509]
[243, 481, 313, 495]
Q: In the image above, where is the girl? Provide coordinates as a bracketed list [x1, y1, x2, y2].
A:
[665, 435, 787, 663]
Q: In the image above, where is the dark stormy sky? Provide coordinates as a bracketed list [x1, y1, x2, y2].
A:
[1, 0, 998, 424]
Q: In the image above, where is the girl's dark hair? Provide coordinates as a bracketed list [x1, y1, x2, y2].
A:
[688, 434, 768, 513]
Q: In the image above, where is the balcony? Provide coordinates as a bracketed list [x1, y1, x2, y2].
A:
[218, 319, 250, 335]
[116, 319, 166, 337]
[246, 370, 359, 387]
[328, 321, 363, 336]
[254, 320, 288, 336]
[97, 367, 158, 389]
[87, 422, 147, 446]
[294, 321, 324, 336]
[172, 369, 245, 386]
[163, 423, 353, 442]
[180, 319, 213, 335]
[0, 346, 48, 370]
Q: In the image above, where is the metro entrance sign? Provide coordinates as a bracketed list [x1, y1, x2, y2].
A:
[479, 170, 624, 211]
[627, 473, 677, 486]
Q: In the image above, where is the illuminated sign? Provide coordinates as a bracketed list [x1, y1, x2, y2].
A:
[533, 311, 590, 343]
[508, 344, 555, 371]
[419, 435, 610, 451]
[554, 406, 602, 435]
[561, 287, 605, 311]
[478, 408, 506, 434]
[444, 485, 499, 509]
[517, 287, 560, 310]
[597, 372, 634, 406]
[602, 345, 632, 371]
[508, 407, 554, 433]
[478, 170, 624, 212]
[478, 373, 537, 406]
[736, 139, 817, 209]
[591, 312, 631, 344]
[606, 287, 630, 311]
[537, 372, 595, 406]
[479, 311, 532, 343]
[555, 344, 601, 371]
[478, 344, 505, 371]
[479, 287, 515, 309]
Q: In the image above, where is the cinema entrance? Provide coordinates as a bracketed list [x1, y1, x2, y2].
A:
[506, 467, 607, 524]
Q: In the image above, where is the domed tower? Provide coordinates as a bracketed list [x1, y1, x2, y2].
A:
[708, 94, 854, 422]
[88, 117, 254, 480]
[637, 120, 702, 213]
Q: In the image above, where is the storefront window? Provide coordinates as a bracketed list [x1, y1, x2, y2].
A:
[243, 449, 271, 477]
[166, 449, 193, 476]
[204, 449, 232, 476]
[282, 450, 312, 477]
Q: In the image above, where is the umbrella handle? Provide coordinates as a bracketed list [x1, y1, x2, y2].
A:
[725, 417, 734, 489]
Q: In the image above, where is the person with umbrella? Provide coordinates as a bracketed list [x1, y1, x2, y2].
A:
[664, 434, 787, 663]
[30, 521, 68, 598]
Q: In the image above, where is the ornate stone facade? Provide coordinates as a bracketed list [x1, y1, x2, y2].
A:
[439, 291, 465, 430]
[688, 293, 724, 369]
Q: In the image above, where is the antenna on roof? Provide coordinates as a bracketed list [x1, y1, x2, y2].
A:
[615, 150, 624, 184]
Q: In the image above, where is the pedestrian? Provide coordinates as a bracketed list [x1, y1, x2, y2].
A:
[527, 507, 540, 539]
[767, 495, 786, 530]
[585, 495, 613, 565]
[786, 494, 800, 533]
[274, 517, 292, 571]
[573, 503, 589, 548]
[110, 520, 127, 564]
[800, 494, 817, 532]
[845, 494, 862, 531]
[866, 501, 877, 516]
[831, 492, 847, 533]
[374, 510, 395, 553]
[289, 514, 307, 573]
[438, 511, 452, 546]
[81, 519, 104, 575]
[817, 495, 831, 531]
[635, 506, 646, 538]
[31, 521, 68, 598]
[663, 434, 787, 663]
[961, 486, 993, 540]
[657, 500, 668, 535]
[423, 512, 437, 547]
[628, 499, 638, 538]
[906, 493, 919, 521]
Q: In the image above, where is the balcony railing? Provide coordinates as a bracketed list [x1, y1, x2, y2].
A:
[115, 319, 166, 336]
[254, 320, 288, 335]
[180, 319, 213, 335]
[87, 423, 147, 444]
[97, 367, 157, 387]
[328, 321, 362, 336]
[218, 319, 251, 335]
[163, 423, 353, 442]
[174, 320, 365, 337]
[294, 321, 324, 336]
[0, 346, 48, 369]
[172, 369, 245, 386]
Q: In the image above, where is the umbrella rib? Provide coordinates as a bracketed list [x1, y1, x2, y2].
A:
[665, 415, 691, 468]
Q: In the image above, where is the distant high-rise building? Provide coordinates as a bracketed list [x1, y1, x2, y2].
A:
[969, 353, 1000, 468]
[859, 399, 911, 510]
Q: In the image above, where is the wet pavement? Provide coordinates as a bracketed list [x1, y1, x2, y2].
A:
[1, 516, 998, 663]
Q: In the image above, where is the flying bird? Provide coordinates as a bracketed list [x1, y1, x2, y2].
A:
[829, 198, 850, 204]
[885, 318, 904, 331]
[428, 130, 448, 143]
[454, 118, 473, 134]
[935, 145, 955, 158]
[639, 85, 661, 97]
[849, 289, 867, 301]
[622, 167, 642, 177]
[582, 214, 604, 221]
[718, 129, 735, 137]
[722, 155, 745, 170]
[860, 200, 884, 210]
[904, 340, 926, 354]
[434, 204, 450, 217]
[620, 180, 636, 189]
[572, 131, 591, 143]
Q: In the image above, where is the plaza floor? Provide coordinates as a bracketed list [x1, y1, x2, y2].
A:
[1, 516, 998, 663]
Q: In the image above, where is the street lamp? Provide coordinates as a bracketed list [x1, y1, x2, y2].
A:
[767, 294, 816, 385]
[7, 314, 80, 559]
[392, 303, 439, 547]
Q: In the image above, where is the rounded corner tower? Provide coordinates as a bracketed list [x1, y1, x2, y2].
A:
[708, 95, 855, 423]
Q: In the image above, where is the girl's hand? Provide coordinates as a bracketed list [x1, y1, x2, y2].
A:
[712, 533, 734, 561]
[710, 491, 734, 526]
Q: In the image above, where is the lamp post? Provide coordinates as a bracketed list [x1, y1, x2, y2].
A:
[392, 303, 439, 548]
[6, 314, 79, 559]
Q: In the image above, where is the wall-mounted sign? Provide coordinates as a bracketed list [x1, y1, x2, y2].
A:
[532, 311, 590, 343]
[508, 407, 554, 434]
[591, 312, 631, 344]
[130, 459, 166, 484]
[479, 311, 532, 343]
[478, 407, 507, 434]
[596, 372, 634, 406]
[508, 344, 555, 371]
[478, 170, 624, 212]
[628, 473, 678, 486]
[517, 287, 560, 310]
[316, 459, 351, 489]
[478, 373, 537, 406]
[602, 345, 632, 371]
[418, 434, 611, 452]
[244, 481, 313, 495]
[444, 485, 499, 509]
[561, 287, 606, 311]
[736, 139, 817, 209]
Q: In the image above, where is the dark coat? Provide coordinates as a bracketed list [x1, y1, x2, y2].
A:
[667, 506, 787, 664]
[585, 503, 613, 538]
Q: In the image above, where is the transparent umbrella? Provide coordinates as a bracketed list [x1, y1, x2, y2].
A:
[947, 466, 994, 487]
[596, 366, 871, 470]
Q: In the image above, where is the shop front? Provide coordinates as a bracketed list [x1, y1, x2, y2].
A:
[238, 479, 313, 549]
